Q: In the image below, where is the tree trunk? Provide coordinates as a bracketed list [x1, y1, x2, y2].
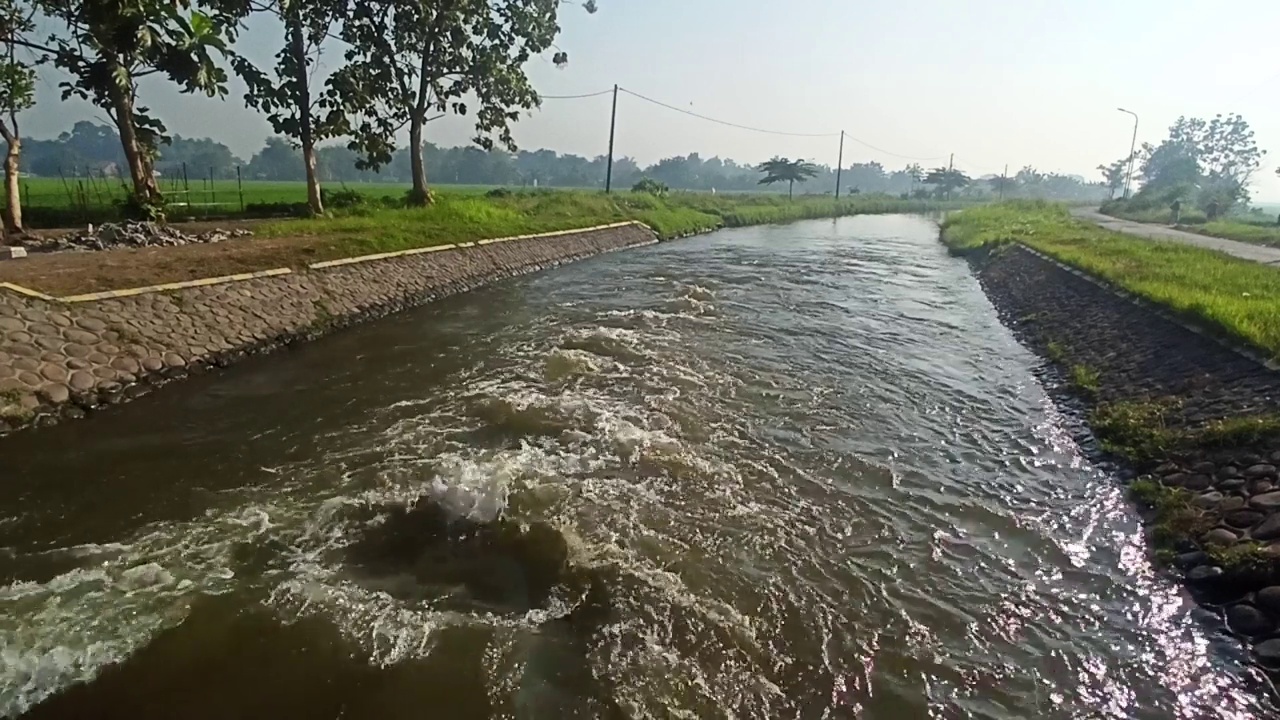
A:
[104, 60, 162, 217]
[408, 114, 430, 205]
[288, 14, 323, 216]
[788, 180, 793, 200]
[4, 136, 21, 236]
[406, 44, 434, 207]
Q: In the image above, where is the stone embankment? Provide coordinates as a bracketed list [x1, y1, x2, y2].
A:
[967, 243, 1280, 676]
[0, 222, 655, 433]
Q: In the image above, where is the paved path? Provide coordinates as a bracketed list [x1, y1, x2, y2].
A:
[1070, 208, 1280, 266]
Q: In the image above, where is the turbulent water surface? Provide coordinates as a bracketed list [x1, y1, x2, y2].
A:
[1, 216, 1275, 719]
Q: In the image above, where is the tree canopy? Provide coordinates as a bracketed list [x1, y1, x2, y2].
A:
[31, 0, 243, 216]
[1138, 114, 1265, 208]
[757, 157, 818, 199]
[923, 167, 970, 199]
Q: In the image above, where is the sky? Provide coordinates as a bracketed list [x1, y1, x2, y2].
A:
[23, 0, 1280, 200]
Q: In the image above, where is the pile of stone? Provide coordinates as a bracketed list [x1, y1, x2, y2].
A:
[20, 222, 253, 253]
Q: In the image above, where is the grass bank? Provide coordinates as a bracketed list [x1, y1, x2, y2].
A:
[1100, 200, 1280, 248]
[1195, 220, 1280, 248]
[259, 190, 961, 258]
[941, 201, 1280, 359]
[1, 189, 963, 296]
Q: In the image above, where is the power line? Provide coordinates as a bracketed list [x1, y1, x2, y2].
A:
[540, 89, 615, 100]
[617, 86, 947, 163]
[618, 86, 839, 138]
[841, 136, 947, 162]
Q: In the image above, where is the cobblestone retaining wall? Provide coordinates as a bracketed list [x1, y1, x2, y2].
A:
[0, 222, 656, 433]
[976, 244, 1280, 428]
[972, 243, 1280, 672]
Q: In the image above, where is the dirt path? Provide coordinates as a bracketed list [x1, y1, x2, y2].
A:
[0, 234, 335, 296]
[1071, 208, 1280, 266]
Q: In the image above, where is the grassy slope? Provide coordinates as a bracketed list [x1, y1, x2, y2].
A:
[261, 190, 961, 259]
[1195, 220, 1280, 248]
[942, 201, 1280, 358]
[1101, 203, 1280, 248]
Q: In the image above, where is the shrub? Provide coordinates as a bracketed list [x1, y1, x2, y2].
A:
[631, 178, 669, 196]
[322, 188, 368, 210]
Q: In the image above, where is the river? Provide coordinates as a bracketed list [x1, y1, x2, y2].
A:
[0, 215, 1274, 719]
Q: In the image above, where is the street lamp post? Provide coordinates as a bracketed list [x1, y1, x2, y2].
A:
[1117, 107, 1139, 199]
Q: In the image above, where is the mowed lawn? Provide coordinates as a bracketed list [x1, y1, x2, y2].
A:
[942, 201, 1280, 359]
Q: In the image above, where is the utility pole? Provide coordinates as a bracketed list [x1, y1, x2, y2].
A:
[947, 153, 955, 201]
[1000, 164, 1008, 201]
[605, 84, 619, 193]
[835, 131, 845, 199]
[1118, 108, 1139, 199]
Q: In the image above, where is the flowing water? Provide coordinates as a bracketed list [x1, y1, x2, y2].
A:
[0, 215, 1274, 719]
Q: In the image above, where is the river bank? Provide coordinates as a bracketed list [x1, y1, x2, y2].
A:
[0, 222, 656, 435]
[943, 202, 1280, 683]
[0, 192, 961, 296]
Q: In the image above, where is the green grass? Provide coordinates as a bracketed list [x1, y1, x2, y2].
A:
[1128, 477, 1214, 550]
[18, 177, 510, 226]
[1109, 205, 1210, 225]
[941, 201, 1280, 359]
[1101, 200, 1280, 248]
[260, 190, 964, 258]
[1195, 220, 1280, 248]
[1206, 541, 1276, 574]
[1132, 477, 1278, 572]
[1069, 364, 1101, 395]
[1092, 400, 1180, 462]
[1091, 399, 1280, 463]
[18, 177, 500, 209]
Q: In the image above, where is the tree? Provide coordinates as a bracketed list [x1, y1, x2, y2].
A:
[338, 0, 594, 206]
[156, 135, 243, 179]
[246, 137, 304, 180]
[923, 166, 969, 200]
[757, 157, 818, 199]
[843, 162, 886, 194]
[1098, 157, 1128, 199]
[904, 163, 925, 196]
[233, 0, 349, 215]
[1198, 113, 1264, 206]
[1139, 114, 1265, 208]
[0, 0, 35, 236]
[32, 0, 241, 218]
[988, 173, 1016, 199]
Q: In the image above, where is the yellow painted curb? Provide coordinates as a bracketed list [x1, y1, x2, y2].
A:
[0, 282, 58, 301]
[59, 268, 294, 303]
[307, 243, 459, 270]
[304, 221, 645, 271]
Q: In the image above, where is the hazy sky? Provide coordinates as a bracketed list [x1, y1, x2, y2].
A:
[24, 0, 1280, 199]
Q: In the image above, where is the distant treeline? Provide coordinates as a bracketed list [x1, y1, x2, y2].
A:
[24, 121, 1107, 201]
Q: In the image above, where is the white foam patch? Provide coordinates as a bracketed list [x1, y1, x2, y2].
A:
[544, 348, 605, 382]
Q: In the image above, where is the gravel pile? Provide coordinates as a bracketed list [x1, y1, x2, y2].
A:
[22, 222, 253, 252]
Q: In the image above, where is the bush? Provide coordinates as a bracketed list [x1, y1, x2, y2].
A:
[631, 178, 669, 196]
[321, 188, 368, 211]
[244, 201, 312, 218]
[485, 187, 513, 199]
